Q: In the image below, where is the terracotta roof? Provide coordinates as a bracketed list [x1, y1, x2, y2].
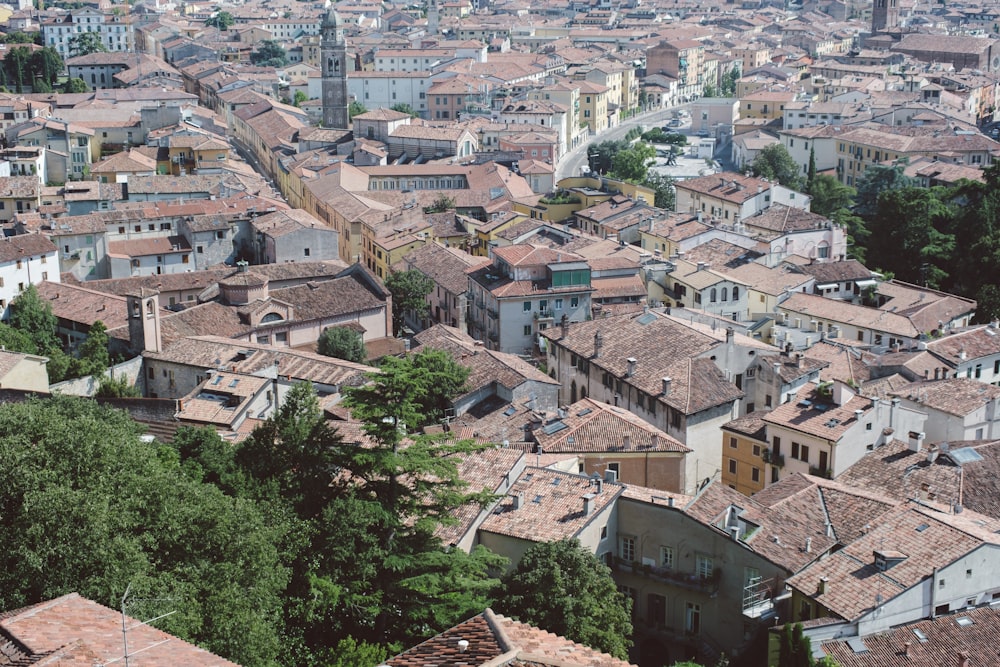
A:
[0, 593, 237, 666]
[0, 234, 55, 263]
[763, 384, 873, 441]
[388, 608, 636, 667]
[925, 324, 1000, 366]
[532, 398, 689, 454]
[479, 466, 621, 543]
[890, 377, 1000, 418]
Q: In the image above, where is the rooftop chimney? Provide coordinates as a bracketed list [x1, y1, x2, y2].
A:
[697, 261, 706, 271]
[593, 331, 603, 358]
[560, 313, 569, 339]
[582, 492, 596, 516]
[667, 496, 675, 507]
[805, 537, 812, 553]
[626, 357, 637, 377]
[661, 377, 672, 397]
[726, 326, 734, 344]
[511, 492, 524, 509]
[457, 640, 469, 653]
[908, 431, 925, 453]
[959, 651, 970, 667]
[605, 468, 618, 483]
[817, 576, 829, 595]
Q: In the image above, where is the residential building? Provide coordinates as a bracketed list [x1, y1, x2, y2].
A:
[663, 258, 750, 322]
[42, 8, 135, 59]
[0, 234, 59, 318]
[646, 39, 705, 100]
[250, 209, 339, 265]
[890, 378, 1000, 442]
[739, 90, 797, 121]
[0, 349, 49, 392]
[674, 172, 810, 223]
[467, 244, 593, 354]
[396, 242, 489, 333]
[0, 176, 40, 222]
[924, 322, 1000, 386]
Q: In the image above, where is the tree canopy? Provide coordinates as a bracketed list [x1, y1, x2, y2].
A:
[68, 31, 108, 57]
[250, 40, 288, 67]
[384, 269, 434, 336]
[750, 144, 804, 191]
[206, 10, 234, 29]
[317, 326, 367, 363]
[495, 538, 633, 660]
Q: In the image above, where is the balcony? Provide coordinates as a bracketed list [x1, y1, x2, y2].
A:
[761, 449, 784, 467]
[614, 557, 721, 596]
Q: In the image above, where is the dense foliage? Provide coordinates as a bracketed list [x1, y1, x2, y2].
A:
[317, 326, 367, 363]
[495, 539, 633, 660]
[385, 269, 434, 336]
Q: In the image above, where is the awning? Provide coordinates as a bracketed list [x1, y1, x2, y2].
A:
[856, 279, 877, 288]
[816, 283, 838, 290]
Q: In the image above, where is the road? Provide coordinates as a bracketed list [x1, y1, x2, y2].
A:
[555, 105, 689, 181]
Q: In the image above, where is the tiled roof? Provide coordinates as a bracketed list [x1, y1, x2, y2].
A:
[0, 234, 55, 263]
[674, 172, 772, 205]
[479, 466, 621, 543]
[388, 608, 636, 667]
[35, 281, 151, 330]
[822, 604, 1000, 666]
[786, 502, 996, 621]
[780, 292, 921, 339]
[925, 324, 1000, 366]
[763, 384, 873, 441]
[437, 448, 525, 548]
[399, 242, 489, 296]
[0, 593, 237, 666]
[177, 371, 268, 427]
[533, 398, 688, 454]
[890, 377, 1000, 418]
[541, 311, 747, 415]
[796, 259, 872, 283]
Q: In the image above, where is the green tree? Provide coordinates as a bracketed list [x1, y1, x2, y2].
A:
[206, 10, 235, 29]
[73, 320, 109, 377]
[720, 64, 740, 96]
[317, 326, 367, 363]
[95, 373, 141, 398]
[0, 322, 39, 355]
[68, 31, 108, 57]
[853, 162, 912, 219]
[807, 174, 854, 218]
[28, 47, 62, 87]
[348, 100, 367, 119]
[610, 142, 656, 182]
[384, 269, 434, 336]
[750, 144, 805, 191]
[391, 102, 419, 117]
[806, 147, 817, 190]
[587, 138, 625, 174]
[4, 46, 30, 93]
[9, 285, 59, 354]
[702, 83, 718, 98]
[0, 396, 293, 666]
[423, 193, 456, 213]
[644, 170, 675, 210]
[63, 76, 89, 93]
[867, 186, 955, 288]
[250, 39, 288, 67]
[495, 539, 633, 660]
[292, 89, 308, 107]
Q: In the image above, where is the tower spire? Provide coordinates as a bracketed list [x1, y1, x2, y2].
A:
[321, 5, 350, 130]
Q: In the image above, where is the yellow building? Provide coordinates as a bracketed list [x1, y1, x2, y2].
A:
[163, 135, 230, 175]
[577, 81, 609, 135]
[363, 218, 434, 280]
[721, 413, 770, 495]
[466, 212, 530, 256]
[638, 212, 712, 259]
[739, 90, 796, 121]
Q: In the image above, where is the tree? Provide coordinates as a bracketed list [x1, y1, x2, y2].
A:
[95, 373, 141, 398]
[853, 163, 912, 219]
[28, 47, 62, 87]
[4, 46, 30, 93]
[0, 396, 294, 666]
[495, 539, 632, 660]
[63, 76, 89, 93]
[391, 102, 419, 117]
[250, 40, 288, 67]
[806, 147, 817, 191]
[206, 10, 235, 29]
[644, 170, 675, 210]
[587, 138, 624, 175]
[317, 326, 367, 363]
[610, 142, 656, 182]
[68, 31, 108, 57]
[407, 348, 471, 426]
[750, 144, 804, 191]
[348, 100, 367, 119]
[424, 193, 456, 214]
[866, 186, 955, 289]
[9, 285, 58, 354]
[73, 320, 109, 378]
[292, 90, 308, 107]
[807, 174, 854, 218]
[384, 269, 434, 336]
[720, 64, 740, 96]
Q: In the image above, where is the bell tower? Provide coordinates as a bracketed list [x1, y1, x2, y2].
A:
[321, 6, 350, 130]
[871, 0, 899, 33]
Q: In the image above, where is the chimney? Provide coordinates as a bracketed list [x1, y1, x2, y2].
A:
[908, 431, 925, 453]
[623, 434, 631, 449]
[959, 651, 970, 667]
[934, 367, 940, 380]
[605, 468, 618, 483]
[582, 492, 596, 515]
[457, 640, 469, 653]
[928, 445, 939, 464]
[903, 642, 911, 658]
[626, 357, 637, 377]
[805, 537, 812, 553]
[697, 261, 706, 271]
[817, 576, 829, 595]
[560, 313, 568, 339]
[667, 496, 675, 507]
[729, 525, 740, 540]
[594, 331, 603, 358]
[661, 377, 672, 397]
[726, 326, 734, 344]
[595, 477, 603, 493]
[796, 353, 804, 369]
[511, 492, 524, 509]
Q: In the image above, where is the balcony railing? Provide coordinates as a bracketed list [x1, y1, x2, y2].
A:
[761, 449, 784, 467]
[614, 557, 721, 595]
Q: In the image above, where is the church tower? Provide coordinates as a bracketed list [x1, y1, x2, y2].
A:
[321, 7, 350, 130]
[871, 0, 899, 34]
[427, 0, 440, 35]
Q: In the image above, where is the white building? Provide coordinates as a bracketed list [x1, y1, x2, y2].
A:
[0, 234, 60, 318]
[42, 8, 135, 59]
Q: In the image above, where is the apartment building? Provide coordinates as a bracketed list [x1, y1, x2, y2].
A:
[0, 234, 59, 318]
[646, 39, 705, 100]
[41, 7, 134, 58]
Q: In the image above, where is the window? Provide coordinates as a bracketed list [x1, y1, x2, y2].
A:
[729, 459, 737, 474]
[710, 288, 717, 302]
[733, 286, 739, 300]
[523, 325, 532, 336]
[41, 272, 48, 280]
[620, 535, 636, 562]
[791, 442, 799, 460]
[16, 260, 22, 270]
[730, 436, 737, 448]
[304, 248, 311, 257]
[801, 445, 810, 462]
[555, 298, 563, 310]
[660, 545, 674, 569]
[197, 246, 204, 254]
[570, 296, 579, 308]
[523, 301, 531, 311]
[696, 554, 713, 579]
[819, 450, 828, 472]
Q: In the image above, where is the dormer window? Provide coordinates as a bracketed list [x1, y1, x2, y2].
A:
[874, 550, 908, 571]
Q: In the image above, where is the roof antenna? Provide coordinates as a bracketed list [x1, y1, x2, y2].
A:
[105, 584, 178, 667]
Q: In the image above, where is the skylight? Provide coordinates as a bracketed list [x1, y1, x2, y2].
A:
[956, 616, 974, 627]
[542, 420, 568, 435]
[503, 406, 517, 417]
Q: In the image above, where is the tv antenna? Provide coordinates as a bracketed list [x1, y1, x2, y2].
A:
[102, 584, 178, 667]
